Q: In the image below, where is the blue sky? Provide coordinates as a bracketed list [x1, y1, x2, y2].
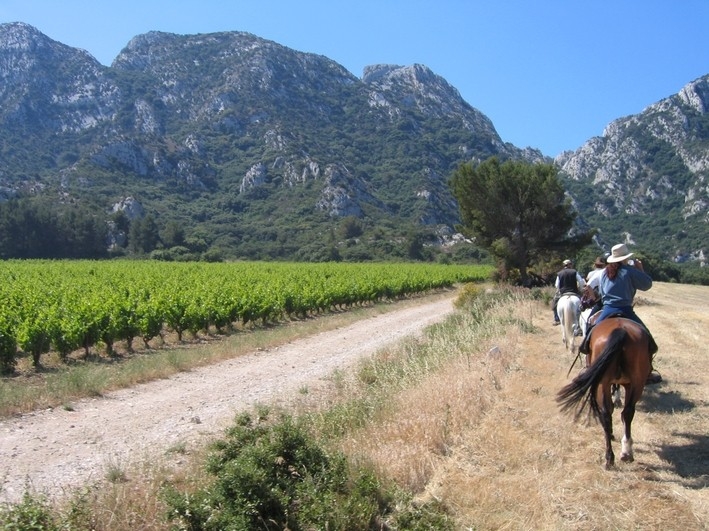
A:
[2, 1, 708, 157]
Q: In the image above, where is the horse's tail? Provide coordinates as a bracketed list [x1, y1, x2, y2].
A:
[557, 327, 627, 422]
[562, 298, 575, 343]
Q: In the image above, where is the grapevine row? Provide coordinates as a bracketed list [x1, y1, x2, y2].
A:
[0, 260, 491, 372]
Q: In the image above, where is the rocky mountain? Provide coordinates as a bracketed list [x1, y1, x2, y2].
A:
[556, 75, 709, 264]
[0, 22, 545, 261]
[2, 22, 707, 265]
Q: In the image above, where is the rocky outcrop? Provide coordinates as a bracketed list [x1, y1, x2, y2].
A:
[112, 196, 144, 219]
[556, 75, 709, 260]
[316, 164, 382, 218]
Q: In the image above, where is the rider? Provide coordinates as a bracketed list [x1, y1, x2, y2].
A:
[552, 259, 585, 326]
[581, 256, 606, 314]
[578, 243, 660, 382]
[586, 256, 606, 293]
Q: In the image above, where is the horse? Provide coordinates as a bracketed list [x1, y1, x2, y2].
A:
[556, 317, 652, 469]
[557, 293, 581, 352]
[579, 285, 600, 337]
[579, 307, 593, 337]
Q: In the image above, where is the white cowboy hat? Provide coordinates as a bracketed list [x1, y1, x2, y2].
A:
[562, 259, 572, 266]
[607, 243, 634, 263]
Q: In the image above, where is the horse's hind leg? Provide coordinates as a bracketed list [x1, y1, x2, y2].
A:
[602, 413, 615, 469]
[612, 384, 622, 408]
[559, 308, 567, 347]
[620, 435, 633, 462]
[599, 389, 615, 468]
[620, 386, 637, 463]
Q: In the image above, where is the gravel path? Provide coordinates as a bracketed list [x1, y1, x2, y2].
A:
[0, 294, 456, 504]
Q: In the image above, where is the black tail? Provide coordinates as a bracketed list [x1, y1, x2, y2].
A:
[557, 327, 627, 422]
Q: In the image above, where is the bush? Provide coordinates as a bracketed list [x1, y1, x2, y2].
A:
[0, 493, 58, 530]
[0, 490, 96, 530]
[454, 282, 482, 308]
[163, 412, 391, 530]
[388, 495, 455, 530]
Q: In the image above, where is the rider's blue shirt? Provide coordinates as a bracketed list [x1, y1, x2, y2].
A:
[595, 264, 653, 327]
[599, 265, 653, 308]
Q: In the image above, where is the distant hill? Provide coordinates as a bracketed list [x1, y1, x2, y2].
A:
[1, 22, 707, 265]
[556, 74, 709, 265]
[0, 22, 543, 261]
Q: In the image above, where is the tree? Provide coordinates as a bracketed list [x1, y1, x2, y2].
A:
[338, 216, 363, 240]
[161, 220, 186, 248]
[450, 157, 591, 284]
[128, 214, 160, 254]
[0, 199, 109, 259]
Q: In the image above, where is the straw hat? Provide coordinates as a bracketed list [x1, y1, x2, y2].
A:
[606, 243, 634, 263]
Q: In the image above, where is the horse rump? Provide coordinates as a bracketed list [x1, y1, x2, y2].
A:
[556, 327, 628, 421]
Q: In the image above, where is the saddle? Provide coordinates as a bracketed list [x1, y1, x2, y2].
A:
[580, 312, 658, 356]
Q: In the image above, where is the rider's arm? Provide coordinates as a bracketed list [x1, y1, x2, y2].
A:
[576, 272, 586, 291]
[628, 265, 653, 291]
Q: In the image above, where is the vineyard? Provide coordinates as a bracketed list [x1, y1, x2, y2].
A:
[0, 260, 491, 372]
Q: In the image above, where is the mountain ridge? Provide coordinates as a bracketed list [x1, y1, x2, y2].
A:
[556, 73, 709, 263]
[1, 21, 706, 265]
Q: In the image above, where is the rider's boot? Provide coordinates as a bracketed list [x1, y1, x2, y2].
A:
[648, 333, 658, 355]
[578, 325, 593, 355]
[646, 330, 661, 384]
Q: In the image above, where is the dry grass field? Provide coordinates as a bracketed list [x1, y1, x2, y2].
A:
[337, 281, 709, 530]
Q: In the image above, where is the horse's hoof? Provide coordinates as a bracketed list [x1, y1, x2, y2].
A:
[646, 372, 662, 384]
[620, 454, 634, 463]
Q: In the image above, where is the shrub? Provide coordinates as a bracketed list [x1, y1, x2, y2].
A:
[454, 282, 481, 308]
[163, 412, 391, 530]
[0, 493, 58, 530]
[0, 490, 96, 530]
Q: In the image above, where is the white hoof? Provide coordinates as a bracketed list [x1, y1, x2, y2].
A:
[621, 436, 633, 462]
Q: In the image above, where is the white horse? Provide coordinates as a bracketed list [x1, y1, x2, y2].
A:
[557, 293, 581, 352]
[579, 307, 593, 336]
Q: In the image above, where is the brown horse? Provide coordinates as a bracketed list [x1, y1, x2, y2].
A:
[557, 317, 652, 469]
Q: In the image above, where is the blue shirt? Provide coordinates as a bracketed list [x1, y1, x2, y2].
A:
[599, 265, 653, 308]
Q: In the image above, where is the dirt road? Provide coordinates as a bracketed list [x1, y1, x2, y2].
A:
[0, 294, 457, 504]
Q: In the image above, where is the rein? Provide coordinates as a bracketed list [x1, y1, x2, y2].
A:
[566, 350, 583, 378]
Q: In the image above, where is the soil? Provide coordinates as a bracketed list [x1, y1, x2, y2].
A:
[0, 293, 457, 504]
